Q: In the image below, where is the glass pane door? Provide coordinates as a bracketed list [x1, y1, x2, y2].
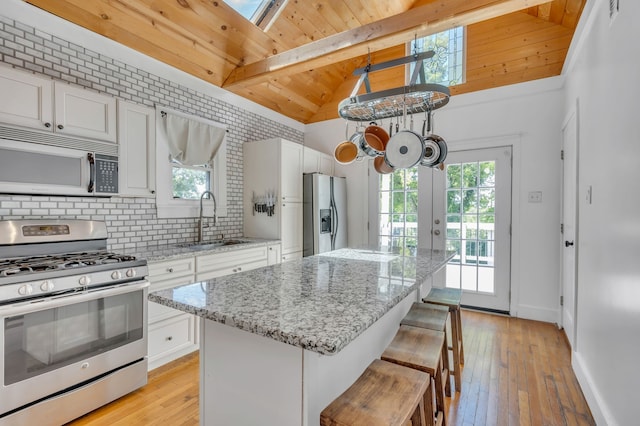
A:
[430, 146, 512, 312]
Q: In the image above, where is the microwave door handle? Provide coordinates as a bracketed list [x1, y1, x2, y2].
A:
[87, 153, 95, 193]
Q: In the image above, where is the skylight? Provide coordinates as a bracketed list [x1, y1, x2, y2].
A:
[226, 0, 286, 30]
[226, 0, 263, 21]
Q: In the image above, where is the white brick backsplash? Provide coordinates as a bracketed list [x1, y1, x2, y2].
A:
[0, 14, 303, 251]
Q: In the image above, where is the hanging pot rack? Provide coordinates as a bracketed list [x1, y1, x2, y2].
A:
[338, 51, 450, 122]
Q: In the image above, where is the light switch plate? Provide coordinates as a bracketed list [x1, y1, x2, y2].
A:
[528, 191, 542, 203]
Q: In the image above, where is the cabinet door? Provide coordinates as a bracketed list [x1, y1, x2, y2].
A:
[280, 202, 303, 255]
[118, 100, 156, 197]
[303, 146, 319, 174]
[0, 66, 53, 130]
[280, 141, 303, 202]
[319, 153, 334, 175]
[54, 82, 117, 142]
[267, 243, 281, 265]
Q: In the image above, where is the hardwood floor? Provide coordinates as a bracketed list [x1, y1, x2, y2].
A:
[68, 353, 199, 426]
[68, 311, 595, 425]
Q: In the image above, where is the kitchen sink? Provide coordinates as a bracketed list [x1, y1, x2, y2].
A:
[177, 239, 250, 251]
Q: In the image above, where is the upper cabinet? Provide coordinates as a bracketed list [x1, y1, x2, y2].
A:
[0, 66, 53, 131]
[281, 140, 303, 202]
[303, 146, 334, 176]
[54, 82, 117, 142]
[117, 100, 156, 197]
[0, 65, 116, 143]
[244, 138, 304, 259]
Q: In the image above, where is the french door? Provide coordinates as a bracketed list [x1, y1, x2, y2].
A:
[426, 146, 512, 312]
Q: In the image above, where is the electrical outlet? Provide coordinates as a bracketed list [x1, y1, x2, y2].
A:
[528, 191, 542, 203]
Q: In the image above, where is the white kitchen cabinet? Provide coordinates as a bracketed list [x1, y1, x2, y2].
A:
[196, 246, 269, 281]
[281, 251, 302, 263]
[280, 202, 303, 255]
[0, 66, 117, 142]
[117, 100, 156, 197]
[147, 257, 198, 371]
[244, 138, 303, 260]
[303, 146, 334, 176]
[267, 243, 281, 265]
[147, 302, 199, 371]
[281, 140, 303, 202]
[0, 65, 53, 131]
[53, 82, 117, 142]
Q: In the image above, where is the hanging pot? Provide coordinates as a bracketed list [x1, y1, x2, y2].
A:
[364, 122, 390, 150]
[420, 134, 442, 167]
[334, 131, 363, 165]
[359, 129, 385, 157]
[374, 155, 395, 174]
[384, 130, 425, 169]
[434, 134, 448, 166]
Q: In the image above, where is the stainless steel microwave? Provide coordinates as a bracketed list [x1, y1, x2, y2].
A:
[0, 126, 118, 196]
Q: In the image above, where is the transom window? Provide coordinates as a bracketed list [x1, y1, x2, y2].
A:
[378, 167, 418, 255]
[410, 27, 465, 86]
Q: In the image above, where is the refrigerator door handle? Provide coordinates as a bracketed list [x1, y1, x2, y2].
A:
[330, 180, 338, 251]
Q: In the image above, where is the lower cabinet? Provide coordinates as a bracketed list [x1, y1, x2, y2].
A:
[146, 243, 277, 370]
[147, 257, 198, 371]
[196, 246, 268, 281]
[147, 301, 199, 371]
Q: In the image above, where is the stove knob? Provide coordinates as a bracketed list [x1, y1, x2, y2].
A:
[126, 268, 136, 278]
[111, 271, 122, 280]
[18, 284, 33, 296]
[40, 280, 55, 292]
[79, 275, 91, 286]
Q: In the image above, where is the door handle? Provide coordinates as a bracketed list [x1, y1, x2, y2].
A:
[564, 240, 574, 247]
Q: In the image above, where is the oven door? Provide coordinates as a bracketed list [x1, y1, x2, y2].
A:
[0, 281, 148, 417]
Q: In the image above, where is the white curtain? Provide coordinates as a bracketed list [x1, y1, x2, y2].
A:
[160, 111, 226, 166]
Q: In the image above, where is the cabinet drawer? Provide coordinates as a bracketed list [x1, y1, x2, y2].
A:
[148, 313, 197, 361]
[148, 300, 182, 323]
[196, 246, 268, 280]
[148, 258, 195, 289]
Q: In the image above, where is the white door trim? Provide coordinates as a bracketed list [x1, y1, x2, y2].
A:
[419, 133, 522, 315]
[560, 98, 580, 350]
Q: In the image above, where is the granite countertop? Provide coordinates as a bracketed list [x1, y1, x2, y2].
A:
[127, 238, 279, 263]
[149, 247, 454, 355]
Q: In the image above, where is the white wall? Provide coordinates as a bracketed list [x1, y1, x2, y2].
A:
[307, 78, 565, 323]
[563, 0, 640, 424]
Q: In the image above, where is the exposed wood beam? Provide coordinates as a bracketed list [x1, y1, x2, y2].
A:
[223, 0, 553, 89]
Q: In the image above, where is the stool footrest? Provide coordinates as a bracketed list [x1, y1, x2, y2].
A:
[435, 412, 444, 426]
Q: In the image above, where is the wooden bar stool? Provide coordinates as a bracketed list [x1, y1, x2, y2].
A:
[423, 288, 464, 392]
[401, 302, 452, 397]
[381, 325, 447, 426]
[320, 359, 432, 426]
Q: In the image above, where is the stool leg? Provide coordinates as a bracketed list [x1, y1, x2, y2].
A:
[457, 308, 464, 365]
[441, 330, 451, 397]
[434, 356, 447, 426]
[423, 380, 435, 426]
[450, 308, 462, 392]
[412, 396, 428, 426]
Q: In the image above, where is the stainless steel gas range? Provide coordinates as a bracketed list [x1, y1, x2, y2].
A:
[0, 219, 149, 425]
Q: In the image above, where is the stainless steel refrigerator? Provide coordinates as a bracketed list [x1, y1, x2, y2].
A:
[303, 173, 348, 256]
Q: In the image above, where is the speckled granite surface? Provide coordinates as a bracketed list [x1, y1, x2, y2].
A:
[126, 238, 278, 263]
[149, 247, 454, 355]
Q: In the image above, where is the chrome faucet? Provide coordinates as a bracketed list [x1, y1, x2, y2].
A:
[198, 191, 216, 243]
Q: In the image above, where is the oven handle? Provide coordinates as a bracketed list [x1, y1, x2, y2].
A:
[0, 280, 149, 317]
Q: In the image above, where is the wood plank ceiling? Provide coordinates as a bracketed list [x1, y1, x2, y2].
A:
[23, 0, 586, 124]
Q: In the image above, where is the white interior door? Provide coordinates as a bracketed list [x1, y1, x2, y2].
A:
[561, 109, 578, 349]
[431, 146, 512, 312]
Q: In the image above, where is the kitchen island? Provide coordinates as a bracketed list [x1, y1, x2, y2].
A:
[149, 247, 453, 426]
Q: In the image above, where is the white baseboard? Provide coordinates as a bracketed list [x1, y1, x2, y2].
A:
[515, 304, 559, 323]
[572, 351, 613, 425]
